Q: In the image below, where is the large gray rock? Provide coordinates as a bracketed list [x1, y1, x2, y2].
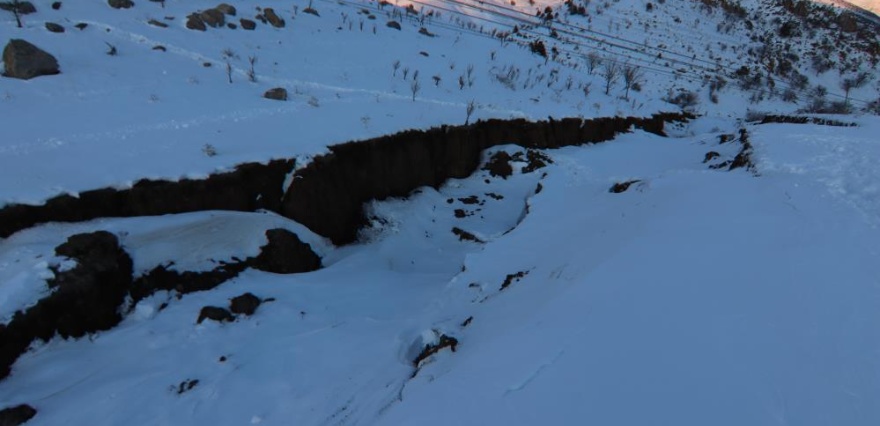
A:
[2, 39, 60, 80]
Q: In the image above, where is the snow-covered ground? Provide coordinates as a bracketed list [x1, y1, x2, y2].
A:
[2, 1, 880, 425]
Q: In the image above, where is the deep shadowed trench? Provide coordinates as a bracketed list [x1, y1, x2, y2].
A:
[0, 113, 691, 244]
[0, 114, 692, 396]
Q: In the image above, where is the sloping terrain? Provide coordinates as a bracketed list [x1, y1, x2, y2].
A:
[1, 1, 880, 425]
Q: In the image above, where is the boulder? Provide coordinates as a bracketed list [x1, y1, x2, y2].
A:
[262, 8, 285, 28]
[240, 18, 256, 30]
[263, 87, 287, 101]
[230, 293, 261, 316]
[386, 20, 401, 30]
[215, 3, 236, 16]
[45, 22, 65, 33]
[0, 405, 36, 426]
[197, 306, 234, 324]
[2, 39, 60, 80]
[107, 0, 134, 9]
[249, 229, 321, 273]
[51, 1, 61, 10]
[199, 8, 225, 27]
[186, 13, 206, 31]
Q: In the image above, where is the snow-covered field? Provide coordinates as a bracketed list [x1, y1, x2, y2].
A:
[2, 1, 880, 425]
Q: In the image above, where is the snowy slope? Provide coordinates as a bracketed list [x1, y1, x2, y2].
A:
[2, 1, 880, 425]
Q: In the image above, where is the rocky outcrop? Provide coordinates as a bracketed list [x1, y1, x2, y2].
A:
[197, 306, 234, 324]
[186, 13, 207, 31]
[0, 232, 133, 379]
[229, 293, 261, 316]
[107, 0, 134, 9]
[0, 115, 691, 245]
[282, 114, 690, 244]
[2, 39, 60, 80]
[250, 229, 322, 274]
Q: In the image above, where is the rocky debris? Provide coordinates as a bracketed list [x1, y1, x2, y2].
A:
[418, 27, 434, 37]
[483, 151, 514, 179]
[452, 227, 482, 243]
[176, 379, 199, 394]
[215, 3, 236, 15]
[240, 18, 256, 30]
[152, 45, 166, 52]
[0, 404, 36, 426]
[413, 334, 458, 367]
[263, 87, 287, 101]
[0, 232, 132, 379]
[458, 195, 481, 205]
[147, 18, 168, 28]
[44, 22, 64, 33]
[500, 270, 528, 290]
[2, 39, 60, 80]
[453, 209, 469, 218]
[262, 8, 285, 28]
[609, 180, 641, 193]
[229, 293, 261, 316]
[759, 115, 856, 127]
[130, 262, 248, 303]
[461, 316, 473, 327]
[386, 20, 401, 30]
[199, 8, 225, 28]
[728, 128, 755, 172]
[303, 6, 320, 16]
[518, 149, 553, 174]
[185, 13, 206, 31]
[485, 192, 504, 200]
[0, 1, 36, 14]
[703, 151, 720, 163]
[226, 22, 237, 29]
[718, 133, 734, 144]
[197, 306, 234, 324]
[107, 0, 134, 9]
[250, 229, 322, 274]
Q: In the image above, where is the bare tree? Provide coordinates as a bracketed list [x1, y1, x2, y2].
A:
[622, 64, 644, 100]
[410, 78, 421, 101]
[602, 61, 621, 95]
[247, 55, 258, 82]
[841, 71, 871, 105]
[392, 60, 400, 77]
[9, 0, 24, 28]
[465, 100, 476, 125]
[226, 61, 233, 83]
[586, 51, 602, 75]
